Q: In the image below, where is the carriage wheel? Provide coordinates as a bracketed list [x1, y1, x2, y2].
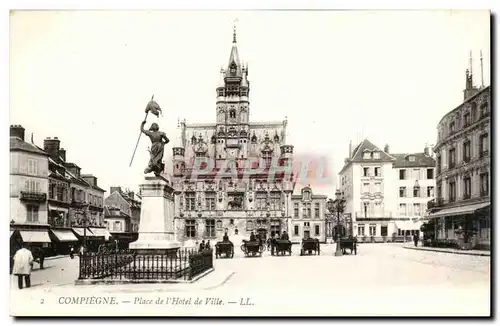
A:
[240, 244, 245, 252]
[230, 251, 234, 258]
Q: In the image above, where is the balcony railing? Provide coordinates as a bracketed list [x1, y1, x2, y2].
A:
[71, 200, 88, 208]
[20, 191, 47, 202]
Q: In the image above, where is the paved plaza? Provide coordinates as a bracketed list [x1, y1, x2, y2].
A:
[10, 243, 490, 317]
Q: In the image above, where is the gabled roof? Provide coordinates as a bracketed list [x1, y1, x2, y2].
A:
[10, 137, 47, 156]
[392, 153, 436, 168]
[350, 139, 395, 162]
[339, 139, 395, 175]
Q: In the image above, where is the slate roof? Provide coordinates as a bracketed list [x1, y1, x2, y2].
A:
[392, 153, 436, 168]
[349, 139, 395, 162]
[339, 139, 395, 175]
[10, 137, 47, 155]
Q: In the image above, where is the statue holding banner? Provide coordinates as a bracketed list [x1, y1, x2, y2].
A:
[141, 120, 169, 176]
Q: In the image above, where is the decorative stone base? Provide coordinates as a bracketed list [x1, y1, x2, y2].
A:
[129, 175, 180, 253]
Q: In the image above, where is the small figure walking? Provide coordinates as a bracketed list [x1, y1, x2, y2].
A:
[69, 246, 75, 259]
[12, 243, 34, 289]
[413, 233, 419, 247]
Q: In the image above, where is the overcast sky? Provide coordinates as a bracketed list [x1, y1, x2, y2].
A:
[9, 10, 490, 197]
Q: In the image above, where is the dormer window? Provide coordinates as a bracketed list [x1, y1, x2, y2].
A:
[363, 152, 371, 160]
[408, 155, 416, 162]
[373, 151, 380, 159]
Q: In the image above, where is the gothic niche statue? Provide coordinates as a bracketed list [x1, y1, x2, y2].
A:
[228, 196, 243, 210]
[140, 120, 170, 176]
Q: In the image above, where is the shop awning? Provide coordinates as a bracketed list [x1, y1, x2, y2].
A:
[428, 202, 490, 219]
[395, 221, 423, 230]
[72, 227, 93, 237]
[19, 230, 51, 243]
[51, 230, 78, 242]
[48, 205, 68, 212]
[89, 227, 112, 238]
[10, 231, 14, 237]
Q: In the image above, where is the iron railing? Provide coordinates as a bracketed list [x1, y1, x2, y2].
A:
[78, 248, 213, 281]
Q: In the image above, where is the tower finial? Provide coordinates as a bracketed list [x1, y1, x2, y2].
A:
[469, 49, 473, 80]
[233, 18, 238, 43]
[480, 50, 484, 88]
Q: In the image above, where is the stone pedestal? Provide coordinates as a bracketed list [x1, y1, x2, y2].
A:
[130, 175, 181, 255]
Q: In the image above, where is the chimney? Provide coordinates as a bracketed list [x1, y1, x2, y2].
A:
[10, 125, 25, 141]
[59, 148, 66, 162]
[128, 191, 135, 199]
[384, 144, 389, 154]
[348, 140, 352, 158]
[43, 137, 61, 160]
[110, 186, 122, 194]
[424, 145, 430, 156]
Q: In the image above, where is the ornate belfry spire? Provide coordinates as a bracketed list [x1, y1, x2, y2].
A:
[233, 18, 238, 43]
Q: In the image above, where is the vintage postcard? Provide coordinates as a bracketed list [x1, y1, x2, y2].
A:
[8, 9, 491, 317]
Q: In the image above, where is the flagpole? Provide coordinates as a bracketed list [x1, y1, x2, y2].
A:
[129, 95, 154, 167]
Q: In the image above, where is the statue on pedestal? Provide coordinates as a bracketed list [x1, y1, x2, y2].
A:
[141, 120, 169, 176]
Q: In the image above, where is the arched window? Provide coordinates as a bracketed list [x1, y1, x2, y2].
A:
[246, 220, 254, 231]
[230, 110, 236, 119]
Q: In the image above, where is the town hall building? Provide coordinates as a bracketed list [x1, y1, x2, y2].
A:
[171, 30, 295, 245]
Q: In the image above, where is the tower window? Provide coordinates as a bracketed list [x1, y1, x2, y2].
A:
[230, 110, 236, 119]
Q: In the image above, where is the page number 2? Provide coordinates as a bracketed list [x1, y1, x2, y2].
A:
[40, 299, 44, 304]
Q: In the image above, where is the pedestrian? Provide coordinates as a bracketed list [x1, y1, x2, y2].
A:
[413, 233, 419, 247]
[206, 240, 211, 250]
[69, 246, 75, 259]
[199, 240, 206, 252]
[12, 243, 34, 289]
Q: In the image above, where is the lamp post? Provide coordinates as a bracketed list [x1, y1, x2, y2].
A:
[327, 189, 346, 257]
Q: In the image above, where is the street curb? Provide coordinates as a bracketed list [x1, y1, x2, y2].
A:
[403, 246, 490, 257]
[45, 255, 70, 261]
[74, 268, 215, 285]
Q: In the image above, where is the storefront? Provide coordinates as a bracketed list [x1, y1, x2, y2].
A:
[428, 202, 490, 250]
[49, 229, 79, 255]
[72, 227, 103, 252]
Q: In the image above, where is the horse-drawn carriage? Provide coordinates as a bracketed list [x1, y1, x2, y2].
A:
[215, 241, 234, 259]
[300, 238, 320, 256]
[274, 239, 292, 256]
[339, 237, 357, 255]
[240, 240, 265, 257]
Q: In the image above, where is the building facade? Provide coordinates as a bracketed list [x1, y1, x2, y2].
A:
[428, 81, 491, 249]
[392, 147, 436, 238]
[104, 187, 141, 247]
[10, 125, 51, 253]
[290, 186, 328, 243]
[338, 140, 436, 242]
[172, 31, 295, 245]
[339, 140, 397, 242]
[43, 137, 108, 252]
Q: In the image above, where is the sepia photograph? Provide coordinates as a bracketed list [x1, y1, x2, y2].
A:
[6, 7, 491, 317]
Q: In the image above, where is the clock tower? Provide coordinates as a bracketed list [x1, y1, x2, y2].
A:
[215, 27, 250, 168]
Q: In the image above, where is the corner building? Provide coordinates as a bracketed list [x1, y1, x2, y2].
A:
[172, 31, 295, 245]
[428, 79, 491, 250]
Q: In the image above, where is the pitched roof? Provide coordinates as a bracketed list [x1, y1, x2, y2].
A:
[392, 153, 436, 168]
[350, 139, 395, 162]
[10, 137, 47, 155]
[339, 139, 396, 175]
